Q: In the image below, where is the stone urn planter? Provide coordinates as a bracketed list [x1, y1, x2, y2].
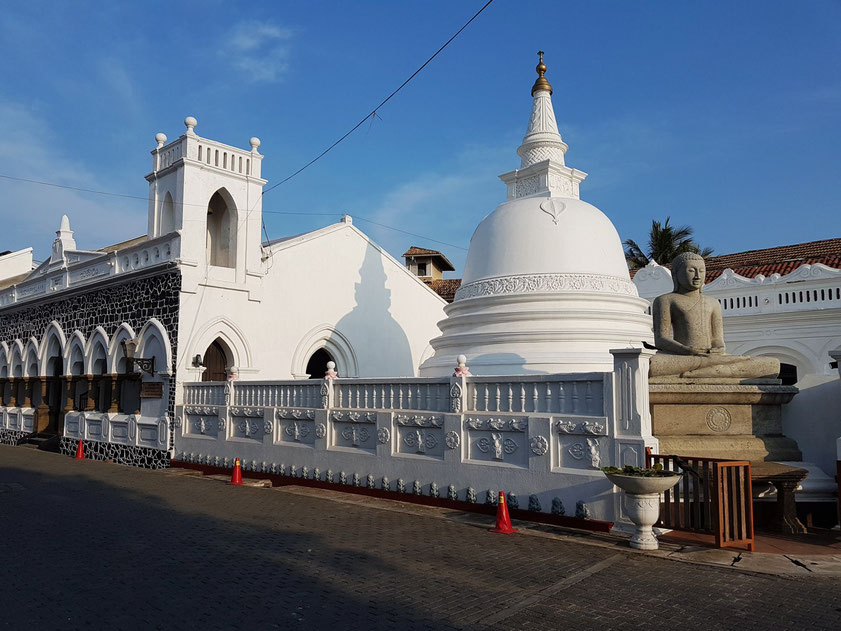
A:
[604, 468, 682, 551]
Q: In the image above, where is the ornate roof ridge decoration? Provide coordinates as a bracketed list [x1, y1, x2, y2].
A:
[704, 262, 841, 290]
[455, 272, 638, 301]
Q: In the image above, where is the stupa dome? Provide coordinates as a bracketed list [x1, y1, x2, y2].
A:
[419, 53, 652, 376]
[460, 196, 631, 289]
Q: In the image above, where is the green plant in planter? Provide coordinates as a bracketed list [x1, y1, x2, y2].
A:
[601, 464, 677, 477]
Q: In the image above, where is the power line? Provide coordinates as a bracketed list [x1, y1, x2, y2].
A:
[262, 0, 495, 194]
[0, 171, 467, 252]
[0, 173, 154, 204]
[353, 217, 468, 251]
[0, 2, 491, 256]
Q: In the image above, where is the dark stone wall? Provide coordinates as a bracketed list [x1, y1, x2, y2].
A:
[0, 269, 180, 347]
[58, 436, 170, 469]
[0, 268, 181, 466]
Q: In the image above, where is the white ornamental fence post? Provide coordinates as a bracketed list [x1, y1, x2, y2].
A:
[321, 361, 338, 409]
[449, 355, 470, 414]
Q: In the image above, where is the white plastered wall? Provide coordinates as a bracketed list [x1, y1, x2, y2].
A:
[177, 220, 447, 389]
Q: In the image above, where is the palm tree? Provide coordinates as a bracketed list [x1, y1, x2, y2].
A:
[624, 217, 713, 269]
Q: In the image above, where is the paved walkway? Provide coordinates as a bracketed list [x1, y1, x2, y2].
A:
[2, 446, 841, 630]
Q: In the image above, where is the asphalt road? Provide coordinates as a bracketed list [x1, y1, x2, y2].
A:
[1, 446, 840, 630]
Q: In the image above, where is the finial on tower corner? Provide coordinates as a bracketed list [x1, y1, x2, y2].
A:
[184, 116, 197, 135]
[531, 50, 552, 96]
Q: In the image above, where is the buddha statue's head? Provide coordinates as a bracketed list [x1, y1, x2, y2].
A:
[671, 252, 706, 292]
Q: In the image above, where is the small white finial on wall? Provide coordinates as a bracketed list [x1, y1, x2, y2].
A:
[155, 133, 167, 148]
[250, 137, 261, 152]
[184, 116, 198, 135]
[454, 355, 471, 377]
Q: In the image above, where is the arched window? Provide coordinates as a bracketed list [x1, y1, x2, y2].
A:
[305, 348, 334, 379]
[206, 191, 237, 268]
[160, 192, 175, 236]
[202, 340, 230, 382]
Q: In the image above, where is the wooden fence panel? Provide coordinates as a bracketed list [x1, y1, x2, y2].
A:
[713, 461, 754, 551]
[645, 449, 754, 550]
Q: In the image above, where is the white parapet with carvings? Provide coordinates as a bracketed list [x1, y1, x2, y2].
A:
[174, 350, 654, 523]
[0, 232, 181, 308]
[63, 411, 169, 451]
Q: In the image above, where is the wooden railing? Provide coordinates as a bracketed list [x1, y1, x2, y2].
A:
[647, 449, 754, 551]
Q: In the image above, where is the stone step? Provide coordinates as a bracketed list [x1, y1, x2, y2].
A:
[20, 433, 61, 453]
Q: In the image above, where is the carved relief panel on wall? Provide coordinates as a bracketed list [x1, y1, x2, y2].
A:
[464, 416, 528, 468]
[276, 408, 316, 447]
[331, 409, 376, 454]
[553, 414, 607, 470]
[394, 414, 444, 460]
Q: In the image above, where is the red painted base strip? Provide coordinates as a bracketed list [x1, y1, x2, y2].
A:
[171, 460, 614, 533]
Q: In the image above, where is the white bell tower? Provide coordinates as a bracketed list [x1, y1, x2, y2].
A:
[145, 116, 267, 286]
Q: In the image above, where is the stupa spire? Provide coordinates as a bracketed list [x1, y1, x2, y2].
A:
[517, 52, 568, 169]
[499, 53, 587, 201]
[531, 51, 552, 95]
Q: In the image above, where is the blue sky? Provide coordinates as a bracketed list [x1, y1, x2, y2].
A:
[1, 0, 839, 274]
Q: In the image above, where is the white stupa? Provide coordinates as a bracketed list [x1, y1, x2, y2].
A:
[420, 53, 653, 376]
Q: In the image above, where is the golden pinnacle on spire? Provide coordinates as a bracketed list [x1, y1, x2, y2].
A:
[531, 50, 553, 96]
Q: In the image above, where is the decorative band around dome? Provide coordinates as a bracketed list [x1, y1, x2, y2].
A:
[454, 272, 638, 301]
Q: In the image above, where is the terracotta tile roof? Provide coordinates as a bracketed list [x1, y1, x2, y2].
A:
[403, 245, 455, 271]
[629, 238, 841, 281]
[704, 238, 841, 281]
[403, 246, 442, 256]
[423, 278, 462, 303]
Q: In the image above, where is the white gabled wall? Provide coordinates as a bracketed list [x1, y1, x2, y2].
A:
[177, 219, 447, 384]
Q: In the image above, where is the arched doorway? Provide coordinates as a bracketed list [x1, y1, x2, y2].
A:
[305, 348, 334, 380]
[202, 340, 230, 382]
[45, 356, 64, 433]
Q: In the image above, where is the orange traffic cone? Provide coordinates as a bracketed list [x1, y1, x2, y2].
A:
[489, 491, 517, 534]
[230, 457, 243, 485]
[74, 440, 85, 460]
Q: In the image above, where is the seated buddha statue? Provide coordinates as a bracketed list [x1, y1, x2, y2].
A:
[648, 252, 779, 381]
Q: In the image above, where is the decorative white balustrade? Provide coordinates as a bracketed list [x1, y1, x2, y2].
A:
[466, 375, 605, 415]
[182, 382, 227, 407]
[154, 128, 262, 180]
[334, 378, 451, 412]
[0, 232, 180, 308]
[175, 350, 656, 523]
[233, 381, 323, 409]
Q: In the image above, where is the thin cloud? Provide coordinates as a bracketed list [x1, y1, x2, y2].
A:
[0, 100, 145, 258]
[221, 20, 295, 83]
[358, 141, 513, 272]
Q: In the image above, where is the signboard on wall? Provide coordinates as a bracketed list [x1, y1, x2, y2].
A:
[140, 382, 164, 398]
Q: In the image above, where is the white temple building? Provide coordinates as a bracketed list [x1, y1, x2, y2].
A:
[0, 52, 836, 531]
[0, 116, 446, 465]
